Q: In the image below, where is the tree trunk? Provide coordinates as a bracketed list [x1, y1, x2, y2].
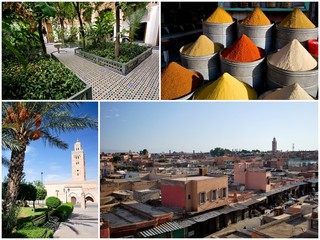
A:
[59, 17, 65, 45]
[38, 19, 47, 54]
[3, 142, 27, 216]
[115, 2, 120, 61]
[73, 2, 85, 49]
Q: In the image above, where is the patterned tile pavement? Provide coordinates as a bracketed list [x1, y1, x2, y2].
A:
[47, 44, 159, 100]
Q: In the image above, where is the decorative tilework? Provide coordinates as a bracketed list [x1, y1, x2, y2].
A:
[47, 44, 160, 100]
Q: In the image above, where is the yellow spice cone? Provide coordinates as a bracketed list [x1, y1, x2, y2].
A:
[181, 35, 222, 56]
[241, 7, 271, 26]
[206, 6, 233, 23]
[194, 72, 257, 100]
[279, 8, 315, 28]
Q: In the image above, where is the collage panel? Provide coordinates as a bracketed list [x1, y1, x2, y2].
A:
[2, 102, 99, 238]
[1, 1, 319, 240]
[2, 2, 160, 101]
[100, 101, 318, 238]
[160, 2, 318, 100]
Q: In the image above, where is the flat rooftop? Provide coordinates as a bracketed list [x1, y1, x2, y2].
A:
[168, 176, 218, 182]
[254, 216, 309, 238]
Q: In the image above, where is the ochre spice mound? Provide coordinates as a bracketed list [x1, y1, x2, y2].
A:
[241, 7, 271, 26]
[206, 6, 233, 23]
[161, 62, 203, 100]
[279, 8, 316, 28]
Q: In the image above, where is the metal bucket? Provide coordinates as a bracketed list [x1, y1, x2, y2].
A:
[180, 43, 223, 81]
[202, 20, 236, 48]
[275, 25, 318, 49]
[237, 21, 275, 53]
[219, 48, 267, 94]
[266, 55, 318, 98]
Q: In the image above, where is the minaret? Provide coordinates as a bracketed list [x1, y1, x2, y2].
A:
[272, 137, 277, 153]
[72, 139, 86, 181]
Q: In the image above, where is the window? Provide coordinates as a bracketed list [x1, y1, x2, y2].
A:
[311, 219, 318, 230]
[212, 190, 217, 201]
[199, 192, 206, 204]
[188, 194, 191, 200]
[222, 188, 227, 198]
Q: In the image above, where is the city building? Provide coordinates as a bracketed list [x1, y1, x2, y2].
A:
[234, 162, 271, 192]
[45, 140, 98, 207]
[161, 175, 228, 213]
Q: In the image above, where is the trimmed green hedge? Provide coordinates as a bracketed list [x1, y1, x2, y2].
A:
[7, 227, 53, 238]
[84, 41, 149, 63]
[45, 196, 61, 209]
[53, 202, 74, 221]
[2, 56, 86, 100]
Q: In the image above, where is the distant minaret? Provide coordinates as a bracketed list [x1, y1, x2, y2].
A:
[72, 139, 86, 181]
[272, 137, 277, 153]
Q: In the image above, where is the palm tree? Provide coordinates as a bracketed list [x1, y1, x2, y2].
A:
[2, 102, 97, 221]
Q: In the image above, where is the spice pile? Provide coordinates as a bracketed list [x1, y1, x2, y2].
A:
[221, 34, 264, 62]
[193, 72, 257, 100]
[206, 6, 233, 23]
[262, 83, 313, 100]
[269, 39, 317, 71]
[181, 35, 221, 57]
[241, 7, 271, 26]
[278, 8, 316, 28]
[161, 62, 203, 100]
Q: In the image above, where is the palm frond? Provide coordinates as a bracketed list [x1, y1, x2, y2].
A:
[40, 129, 68, 149]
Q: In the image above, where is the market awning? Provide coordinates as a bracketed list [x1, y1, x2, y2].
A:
[139, 221, 184, 237]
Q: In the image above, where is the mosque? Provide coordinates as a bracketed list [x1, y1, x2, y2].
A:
[44, 140, 98, 207]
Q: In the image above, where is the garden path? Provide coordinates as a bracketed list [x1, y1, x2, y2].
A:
[53, 202, 98, 238]
[46, 43, 159, 100]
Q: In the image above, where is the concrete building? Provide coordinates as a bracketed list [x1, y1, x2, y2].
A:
[272, 137, 277, 153]
[45, 140, 98, 207]
[234, 162, 271, 192]
[161, 176, 228, 213]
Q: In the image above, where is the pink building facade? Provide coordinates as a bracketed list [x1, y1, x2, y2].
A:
[161, 176, 228, 212]
[234, 162, 271, 192]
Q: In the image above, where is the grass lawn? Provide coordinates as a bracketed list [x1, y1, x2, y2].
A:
[17, 207, 48, 227]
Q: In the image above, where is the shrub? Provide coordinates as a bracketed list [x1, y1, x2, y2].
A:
[2, 56, 86, 100]
[45, 197, 61, 209]
[84, 41, 149, 63]
[53, 202, 74, 221]
[2, 205, 20, 237]
[8, 227, 54, 238]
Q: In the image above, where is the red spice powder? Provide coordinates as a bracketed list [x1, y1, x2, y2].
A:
[221, 34, 264, 62]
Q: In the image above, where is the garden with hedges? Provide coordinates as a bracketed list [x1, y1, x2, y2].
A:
[4, 196, 74, 238]
[2, 2, 152, 99]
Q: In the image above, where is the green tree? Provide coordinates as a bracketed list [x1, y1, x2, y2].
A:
[2, 102, 97, 222]
[115, 2, 120, 61]
[210, 147, 225, 157]
[17, 182, 37, 209]
[121, 3, 147, 42]
[36, 188, 47, 202]
[54, 2, 75, 45]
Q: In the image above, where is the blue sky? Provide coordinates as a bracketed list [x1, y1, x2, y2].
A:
[2, 102, 98, 183]
[100, 102, 318, 153]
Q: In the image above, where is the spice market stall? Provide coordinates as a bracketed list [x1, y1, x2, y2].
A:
[160, 2, 318, 100]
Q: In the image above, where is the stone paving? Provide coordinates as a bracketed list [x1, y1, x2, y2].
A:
[47, 44, 159, 100]
[53, 203, 98, 238]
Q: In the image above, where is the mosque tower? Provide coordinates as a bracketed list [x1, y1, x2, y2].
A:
[272, 137, 277, 153]
[72, 139, 86, 182]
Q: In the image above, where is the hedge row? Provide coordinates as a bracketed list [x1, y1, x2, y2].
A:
[2, 56, 86, 100]
[53, 202, 74, 221]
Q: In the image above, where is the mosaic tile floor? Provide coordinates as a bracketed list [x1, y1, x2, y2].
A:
[47, 44, 159, 100]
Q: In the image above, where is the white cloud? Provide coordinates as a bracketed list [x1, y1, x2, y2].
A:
[115, 113, 120, 117]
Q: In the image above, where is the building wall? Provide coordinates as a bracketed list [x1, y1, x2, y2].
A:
[190, 176, 228, 212]
[161, 181, 186, 209]
[245, 171, 271, 192]
[161, 176, 228, 212]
